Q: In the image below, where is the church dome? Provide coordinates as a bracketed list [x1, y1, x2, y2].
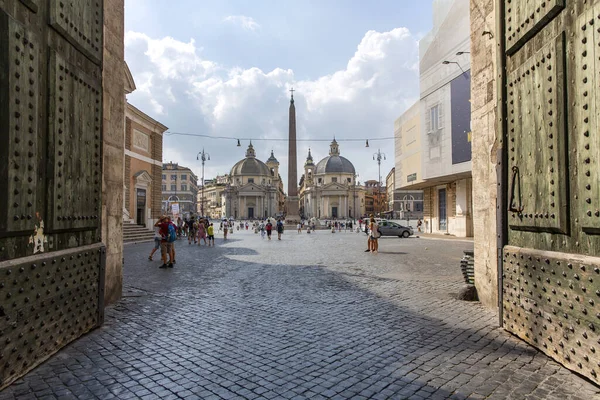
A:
[231, 143, 271, 177]
[315, 139, 355, 175]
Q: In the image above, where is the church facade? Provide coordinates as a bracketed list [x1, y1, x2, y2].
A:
[299, 140, 366, 220]
[223, 143, 284, 219]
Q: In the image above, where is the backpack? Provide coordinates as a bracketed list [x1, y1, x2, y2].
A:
[167, 223, 177, 243]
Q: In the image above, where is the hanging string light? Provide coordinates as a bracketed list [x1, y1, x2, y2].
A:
[165, 131, 394, 144]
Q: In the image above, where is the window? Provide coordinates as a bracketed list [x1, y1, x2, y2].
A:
[347, 178, 352, 183]
[171, 184, 176, 191]
[332, 177, 337, 183]
[162, 174, 166, 180]
[181, 184, 187, 191]
[428, 104, 442, 132]
[171, 174, 177, 181]
[248, 178, 254, 183]
[181, 174, 187, 181]
[162, 184, 166, 191]
[318, 178, 322, 184]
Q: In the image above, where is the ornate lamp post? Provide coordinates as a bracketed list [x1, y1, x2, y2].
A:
[373, 149, 386, 216]
[196, 149, 210, 217]
[353, 173, 359, 223]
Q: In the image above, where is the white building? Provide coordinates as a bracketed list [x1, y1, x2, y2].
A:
[409, 0, 473, 237]
[299, 140, 365, 219]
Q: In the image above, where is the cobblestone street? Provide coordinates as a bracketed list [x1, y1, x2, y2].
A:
[1, 230, 599, 399]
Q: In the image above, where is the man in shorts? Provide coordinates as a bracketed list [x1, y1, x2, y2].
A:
[154, 216, 175, 268]
[207, 223, 215, 246]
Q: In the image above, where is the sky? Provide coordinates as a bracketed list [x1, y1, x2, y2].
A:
[124, 0, 434, 187]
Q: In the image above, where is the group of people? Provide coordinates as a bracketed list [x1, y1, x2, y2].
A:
[149, 215, 215, 269]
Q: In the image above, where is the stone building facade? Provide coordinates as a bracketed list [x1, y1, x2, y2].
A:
[123, 69, 167, 229]
[161, 162, 198, 218]
[198, 175, 227, 219]
[102, 0, 126, 305]
[223, 144, 283, 219]
[470, 0, 498, 309]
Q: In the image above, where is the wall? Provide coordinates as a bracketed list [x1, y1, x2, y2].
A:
[420, 0, 472, 182]
[395, 102, 423, 188]
[102, 0, 125, 305]
[470, 0, 498, 309]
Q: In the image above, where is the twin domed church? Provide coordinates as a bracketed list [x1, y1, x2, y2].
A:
[224, 139, 365, 220]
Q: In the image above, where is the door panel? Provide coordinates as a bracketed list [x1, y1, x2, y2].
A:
[500, 0, 600, 384]
[49, 0, 103, 63]
[0, 13, 39, 234]
[0, 0, 105, 389]
[574, 5, 600, 233]
[47, 51, 102, 231]
[507, 34, 568, 233]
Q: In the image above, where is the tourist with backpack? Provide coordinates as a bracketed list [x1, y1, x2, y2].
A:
[154, 216, 177, 269]
[265, 220, 273, 240]
[276, 218, 284, 240]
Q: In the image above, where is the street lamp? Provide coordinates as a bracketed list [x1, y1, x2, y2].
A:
[442, 60, 467, 77]
[197, 148, 210, 217]
[373, 149, 386, 217]
[352, 173, 359, 223]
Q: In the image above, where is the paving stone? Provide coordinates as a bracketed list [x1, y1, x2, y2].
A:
[1, 234, 599, 399]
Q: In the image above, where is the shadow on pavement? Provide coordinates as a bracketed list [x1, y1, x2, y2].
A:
[1, 239, 594, 400]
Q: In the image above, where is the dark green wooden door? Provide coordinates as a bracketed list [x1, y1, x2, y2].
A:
[500, 0, 600, 384]
[0, 0, 105, 389]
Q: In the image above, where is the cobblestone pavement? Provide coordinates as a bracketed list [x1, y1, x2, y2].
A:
[1, 229, 599, 399]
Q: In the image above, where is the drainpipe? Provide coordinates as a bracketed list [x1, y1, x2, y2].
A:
[495, 0, 508, 328]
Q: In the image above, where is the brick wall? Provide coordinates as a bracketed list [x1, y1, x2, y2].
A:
[152, 132, 163, 164]
[470, 0, 499, 309]
[124, 155, 130, 216]
[151, 164, 162, 219]
[125, 117, 131, 151]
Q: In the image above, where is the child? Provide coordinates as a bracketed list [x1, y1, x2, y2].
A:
[207, 223, 215, 246]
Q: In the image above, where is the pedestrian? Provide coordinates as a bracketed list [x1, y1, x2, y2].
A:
[154, 216, 176, 268]
[223, 221, 229, 239]
[260, 222, 266, 239]
[297, 222, 302, 233]
[265, 220, 273, 240]
[197, 219, 207, 246]
[417, 218, 422, 233]
[245, 221, 249, 230]
[369, 215, 380, 253]
[148, 224, 161, 261]
[187, 217, 197, 245]
[207, 223, 215, 246]
[276, 218, 284, 240]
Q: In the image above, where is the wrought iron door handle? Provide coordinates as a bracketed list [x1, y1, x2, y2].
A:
[508, 166, 524, 213]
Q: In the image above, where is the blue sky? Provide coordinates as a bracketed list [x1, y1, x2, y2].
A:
[124, 0, 434, 184]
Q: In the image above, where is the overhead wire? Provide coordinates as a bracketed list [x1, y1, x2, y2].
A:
[163, 131, 394, 142]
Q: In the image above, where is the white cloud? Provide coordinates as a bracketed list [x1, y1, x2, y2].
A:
[124, 27, 419, 185]
[223, 15, 261, 31]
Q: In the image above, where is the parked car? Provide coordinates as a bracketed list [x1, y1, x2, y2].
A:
[378, 220, 413, 238]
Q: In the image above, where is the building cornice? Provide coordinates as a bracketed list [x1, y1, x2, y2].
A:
[127, 102, 168, 134]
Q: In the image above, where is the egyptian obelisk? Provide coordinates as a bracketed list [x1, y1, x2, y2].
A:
[285, 89, 300, 222]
